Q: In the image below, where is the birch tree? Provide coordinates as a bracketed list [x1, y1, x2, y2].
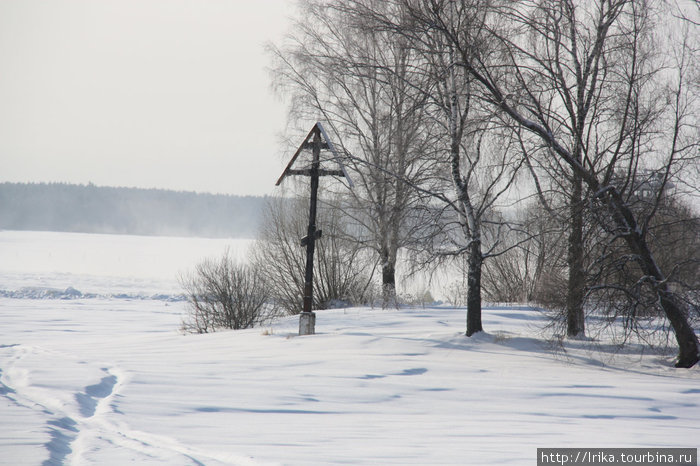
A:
[399, 0, 699, 366]
[341, 0, 524, 336]
[269, 0, 433, 306]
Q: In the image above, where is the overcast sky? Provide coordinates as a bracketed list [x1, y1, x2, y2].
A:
[0, 0, 295, 196]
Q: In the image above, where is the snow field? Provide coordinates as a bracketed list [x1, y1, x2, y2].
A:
[0, 231, 698, 464]
[1, 300, 698, 465]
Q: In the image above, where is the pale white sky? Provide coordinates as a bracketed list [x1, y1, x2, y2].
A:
[0, 0, 294, 196]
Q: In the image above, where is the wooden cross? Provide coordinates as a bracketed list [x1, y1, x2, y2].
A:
[275, 122, 352, 334]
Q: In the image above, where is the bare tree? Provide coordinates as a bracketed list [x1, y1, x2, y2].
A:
[342, 0, 525, 336]
[427, 129, 523, 336]
[586, 184, 700, 346]
[270, 0, 699, 367]
[398, 0, 699, 366]
[269, 0, 434, 307]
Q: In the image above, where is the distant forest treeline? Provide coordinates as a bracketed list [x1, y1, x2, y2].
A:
[0, 182, 268, 238]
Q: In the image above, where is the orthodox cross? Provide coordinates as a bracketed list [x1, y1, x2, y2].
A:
[275, 122, 352, 335]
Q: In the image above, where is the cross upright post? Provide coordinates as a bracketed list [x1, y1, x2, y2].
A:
[275, 122, 353, 336]
[299, 128, 321, 333]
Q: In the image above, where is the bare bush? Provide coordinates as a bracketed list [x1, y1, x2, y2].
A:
[250, 197, 376, 315]
[180, 251, 273, 334]
[471, 202, 568, 306]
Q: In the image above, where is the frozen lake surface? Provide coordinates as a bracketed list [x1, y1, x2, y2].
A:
[0, 230, 253, 296]
[0, 231, 698, 465]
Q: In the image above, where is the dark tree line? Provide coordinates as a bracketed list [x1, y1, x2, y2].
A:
[0, 182, 267, 238]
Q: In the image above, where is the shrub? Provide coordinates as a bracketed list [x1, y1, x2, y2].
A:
[250, 197, 375, 314]
[179, 251, 273, 334]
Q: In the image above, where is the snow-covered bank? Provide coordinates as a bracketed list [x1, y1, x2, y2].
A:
[1, 300, 698, 465]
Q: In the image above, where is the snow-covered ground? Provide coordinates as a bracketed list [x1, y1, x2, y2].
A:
[1, 231, 698, 465]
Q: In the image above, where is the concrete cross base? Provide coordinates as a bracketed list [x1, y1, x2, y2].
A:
[299, 311, 316, 335]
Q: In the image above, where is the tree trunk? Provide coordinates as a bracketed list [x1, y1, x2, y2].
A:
[609, 192, 700, 368]
[566, 174, 586, 337]
[633, 241, 699, 368]
[658, 290, 700, 368]
[381, 247, 397, 308]
[466, 238, 484, 337]
[628, 234, 699, 368]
